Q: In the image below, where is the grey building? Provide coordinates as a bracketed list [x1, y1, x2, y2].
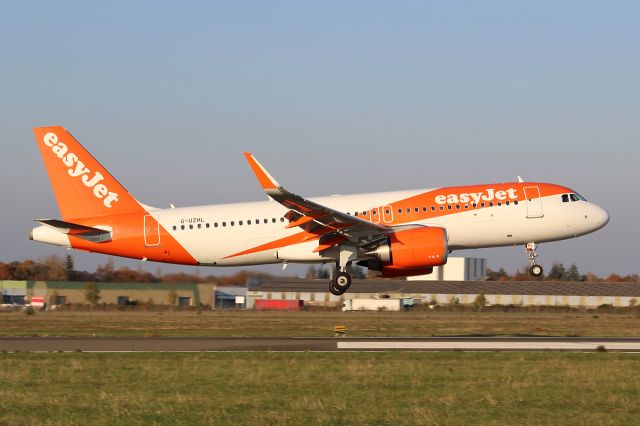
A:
[250, 279, 640, 308]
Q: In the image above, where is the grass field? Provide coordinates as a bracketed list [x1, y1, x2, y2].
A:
[3, 311, 640, 425]
[1, 309, 640, 337]
[1, 352, 639, 425]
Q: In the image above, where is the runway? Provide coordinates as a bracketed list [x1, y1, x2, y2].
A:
[2, 336, 640, 352]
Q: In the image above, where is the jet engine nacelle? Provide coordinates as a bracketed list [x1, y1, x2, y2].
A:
[379, 266, 434, 278]
[366, 227, 448, 277]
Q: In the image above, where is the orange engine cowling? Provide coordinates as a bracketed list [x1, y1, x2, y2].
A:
[379, 266, 434, 278]
[366, 227, 448, 277]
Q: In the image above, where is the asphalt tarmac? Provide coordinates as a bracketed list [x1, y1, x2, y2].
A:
[2, 336, 640, 352]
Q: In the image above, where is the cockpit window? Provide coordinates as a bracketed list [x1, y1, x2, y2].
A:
[563, 193, 587, 203]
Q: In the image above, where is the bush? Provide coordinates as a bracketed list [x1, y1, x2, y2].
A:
[473, 294, 488, 311]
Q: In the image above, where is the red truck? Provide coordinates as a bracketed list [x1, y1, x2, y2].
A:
[254, 299, 303, 311]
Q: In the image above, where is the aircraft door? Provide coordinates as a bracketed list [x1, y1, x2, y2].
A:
[523, 186, 544, 218]
[144, 214, 161, 247]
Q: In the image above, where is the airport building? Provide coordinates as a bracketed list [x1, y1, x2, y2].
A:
[247, 279, 640, 309]
[2, 278, 640, 309]
[0, 280, 215, 307]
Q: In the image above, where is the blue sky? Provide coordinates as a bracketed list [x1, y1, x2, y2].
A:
[1, 1, 638, 276]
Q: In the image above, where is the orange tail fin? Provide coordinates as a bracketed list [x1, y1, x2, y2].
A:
[34, 126, 144, 220]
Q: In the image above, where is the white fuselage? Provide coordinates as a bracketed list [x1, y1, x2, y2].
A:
[152, 186, 608, 266]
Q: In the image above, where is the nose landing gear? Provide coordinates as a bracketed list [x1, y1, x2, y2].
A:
[526, 243, 544, 277]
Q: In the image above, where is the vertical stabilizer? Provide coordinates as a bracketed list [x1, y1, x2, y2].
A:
[33, 126, 144, 220]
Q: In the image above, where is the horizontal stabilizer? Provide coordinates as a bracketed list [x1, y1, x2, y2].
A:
[35, 219, 112, 242]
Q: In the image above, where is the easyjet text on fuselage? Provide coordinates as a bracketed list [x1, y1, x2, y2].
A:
[434, 188, 518, 205]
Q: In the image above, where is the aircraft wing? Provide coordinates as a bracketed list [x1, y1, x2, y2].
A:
[244, 152, 388, 252]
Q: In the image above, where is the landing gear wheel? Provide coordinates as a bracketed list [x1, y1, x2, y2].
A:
[335, 272, 352, 290]
[329, 281, 346, 296]
[529, 264, 544, 277]
[329, 272, 352, 296]
[525, 243, 543, 278]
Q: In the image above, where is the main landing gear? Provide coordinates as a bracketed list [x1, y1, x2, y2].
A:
[526, 242, 544, 277]
[329, 271, 352, 296]
[328, 244, 358, 296]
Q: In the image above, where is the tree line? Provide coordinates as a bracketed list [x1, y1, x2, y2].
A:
[1, 256, 637, 284]
[0, 255, 273, 285]
[487, 263, 639, 283]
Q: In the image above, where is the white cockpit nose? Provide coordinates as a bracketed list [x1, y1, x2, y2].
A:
[590, 204, 610, 231]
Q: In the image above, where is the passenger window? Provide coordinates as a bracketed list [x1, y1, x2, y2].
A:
[372, 210, 377, 216]
[440, 206, 444, 211]
[239, 220, 243, 226]
[456, 205, 460, 210]
[181, 225, 185, 230]
[472, 203, 477, 208]
[222, 222, 226, 227]
[264, 219, 268, 224]
[464, 205, 469, 209]
[414, 207, 419, 213]
[281, 217, 285, 222]
[206, 223, 210, 228]
[447, 205, 452, 210]
[397, 208, 402, 214]
[406, 208, 411, 213]
[189, 224, 193, 229]
[355, 212, 359, 217]
[514, 200, 519, 205]
[506, 201, 510, 206]
[489, 202, 494, 207]
[272, 218, 276, 223]
[230, 221, 234, 226]
[197, 223, 201, 229]
[172, 226, 177, 231]
[481, 203, 485, 207]
[431, 206, 436, 211]
[248, 220, 252, 225]
[385, 209, 390, 215]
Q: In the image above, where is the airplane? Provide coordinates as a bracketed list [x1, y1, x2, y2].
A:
[30, 126, 610, 295]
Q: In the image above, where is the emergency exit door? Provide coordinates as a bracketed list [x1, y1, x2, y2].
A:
[144, 215, 161, 246]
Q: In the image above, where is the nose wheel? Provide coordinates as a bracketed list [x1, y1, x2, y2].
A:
[529, 264, 544, 277]
[329, 271, 352, 296]
[526, 243, 544, 277]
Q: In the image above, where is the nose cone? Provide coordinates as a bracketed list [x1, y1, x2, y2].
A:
[590, 204, 610, 232]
